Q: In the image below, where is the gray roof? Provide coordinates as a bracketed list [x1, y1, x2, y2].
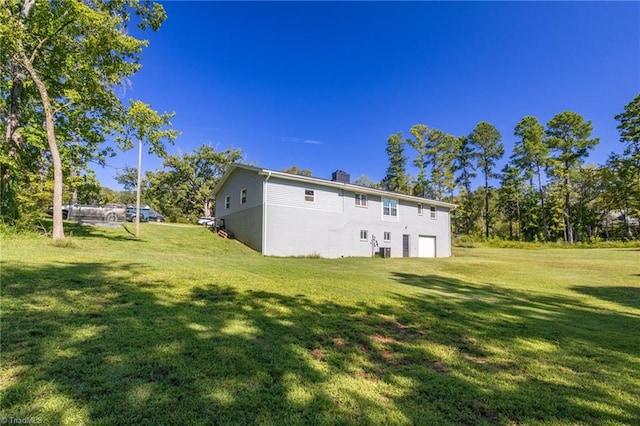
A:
[213, 164, 457, 209]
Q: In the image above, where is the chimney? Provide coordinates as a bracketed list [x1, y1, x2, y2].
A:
[331, 170, 350, 184]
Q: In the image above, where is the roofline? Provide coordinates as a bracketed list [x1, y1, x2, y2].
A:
[212, 163, 457, 209]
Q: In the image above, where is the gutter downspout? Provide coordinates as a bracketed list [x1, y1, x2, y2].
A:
[262, 171, 271, 255]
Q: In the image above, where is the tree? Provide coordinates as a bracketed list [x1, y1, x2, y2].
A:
[453, 135, 479, 235]
[381, 132, 409, 194]
[427, 130, 457, 201]
[406, 124, 429, 197]
[545, 111, 599, 243]
[144, 145, 243, 222]
[116, 100, 178, 237]
[615, 93, 640, 169]
[469, 122, 504, 238]
[614, 93, 640, 218]
[498, 164, 525, 240]
[281, 166, 312, 176]
[601, 154, 639, 239]
[352, 174, 381, 189]
[2, 0, 168, 240]
[512, 116, 550, 240]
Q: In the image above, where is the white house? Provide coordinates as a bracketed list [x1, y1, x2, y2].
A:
[212, 164, 456, 258]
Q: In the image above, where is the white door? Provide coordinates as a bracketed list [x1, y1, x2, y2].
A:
[418, 236, 436, 258]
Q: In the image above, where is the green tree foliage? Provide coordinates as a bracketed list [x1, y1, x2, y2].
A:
[406, 125, 457, 200]
[406, 124, 429, 197]
[352, 174, 380, 189]
[144, 146, 243, 222]
[1, 0, 168, 240]
[614, 93, 640, 217]
[453, 136, 479, 235]
[498, 164, 525, 240]
[281, 166, 312, 177]
[381, 104, 637, 242]
[469, 122, 504, 238]
[615, 93, 640, 164]
[428, 130, 457, 201]
[116, 99, 178, 237]
[545, 111, 599, 243]
[381, 132, 409, 194]
[513, 116, 550, 240]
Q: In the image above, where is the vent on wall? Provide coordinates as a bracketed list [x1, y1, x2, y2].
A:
[331, 170, 350, 184]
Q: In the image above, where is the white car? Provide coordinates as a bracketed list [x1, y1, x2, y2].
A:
[197, 217, 215, 226]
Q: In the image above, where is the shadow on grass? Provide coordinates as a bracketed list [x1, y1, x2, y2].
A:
[39, 219, 142, 242]
[572, 285, 640, 310]
[2, 264, 639, 424]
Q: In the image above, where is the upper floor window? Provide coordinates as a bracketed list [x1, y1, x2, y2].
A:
[225, 195, 230, 209]
[383, 232, 391, 241]
[355, 193, 368, 207]
[360, 230, 368, 241]
[305, 189, 315, 202]
[241, 188, 247, 204]
[383, 198, 398, 217]
[430, 206, 437, 219]
[418, 203, 423, 215]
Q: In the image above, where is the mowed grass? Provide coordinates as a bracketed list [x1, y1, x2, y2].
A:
[1, 223, 639, 425]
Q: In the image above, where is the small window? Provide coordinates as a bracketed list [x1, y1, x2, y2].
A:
[383, 198, 398, 217]
[430, 206, 437, 219]
[241, 188, 247, 204]
[225, 195, 230, 209]
[355, 193, 368, 207]
[383, 232, 391, 241]
[305, 189, 315, 202]
[360, 230, 368, 241]
[418, 204, 423, 216]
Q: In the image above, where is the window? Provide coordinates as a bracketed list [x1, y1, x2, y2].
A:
[225, 195, 230, 209]
[240, 188, 247, 204]
[430, 206, 437, 219]
[418, 203, 423, 216]
[305, 189, 315, 202]
[360, 230, 368, 241]
[355, 193, 368, 207]
[383, 198, 398, 217]
[384, 232, 391, 241]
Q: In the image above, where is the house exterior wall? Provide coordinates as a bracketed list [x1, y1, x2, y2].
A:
[214, 167, 264, 251]
[263, 178, 451, 258]
[214, 165, 453, 258]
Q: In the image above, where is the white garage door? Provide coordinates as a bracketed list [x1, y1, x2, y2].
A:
[418, 236, 436, 258]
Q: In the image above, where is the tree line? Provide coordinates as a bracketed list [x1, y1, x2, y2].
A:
[377, 95, 640, 242]
[1, 0, 178, 239]
[2, 2, 637, 242]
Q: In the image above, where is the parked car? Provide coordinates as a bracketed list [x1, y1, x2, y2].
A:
[148, 208, 165, 222]
[47, 203, 126, 222]
[126, 205, 165, 223]
[197, 216, 215, 226]
[126, 205, 149, 222]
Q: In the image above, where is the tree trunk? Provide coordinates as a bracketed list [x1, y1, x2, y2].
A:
[135, 138, 143, 237]
[564, 167, 573, 243]
[2, 65, 24, 221]
[536, 165, 548, 241]
[21, 56, 65, 240]
[484, 170, 490, 238]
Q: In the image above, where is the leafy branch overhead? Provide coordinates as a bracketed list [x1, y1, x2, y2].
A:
[1, 0, 171, 240]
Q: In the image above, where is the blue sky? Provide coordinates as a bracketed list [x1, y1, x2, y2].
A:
[98, 1, 640, 190]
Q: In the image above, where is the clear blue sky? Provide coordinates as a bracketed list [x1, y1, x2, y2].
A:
[98, 1, 640, 190]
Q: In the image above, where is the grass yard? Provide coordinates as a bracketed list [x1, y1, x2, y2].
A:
[1, 223, 639, 425]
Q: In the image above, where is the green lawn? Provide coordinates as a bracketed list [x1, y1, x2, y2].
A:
[1, 223, 639, 425]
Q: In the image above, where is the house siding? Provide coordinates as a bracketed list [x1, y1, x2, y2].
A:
[213, 165, 454, 259]
[214, 167, 264, 251]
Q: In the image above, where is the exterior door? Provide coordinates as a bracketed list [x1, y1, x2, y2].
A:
[418, 236, 436, 258]
[402, 234, 410, 257]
